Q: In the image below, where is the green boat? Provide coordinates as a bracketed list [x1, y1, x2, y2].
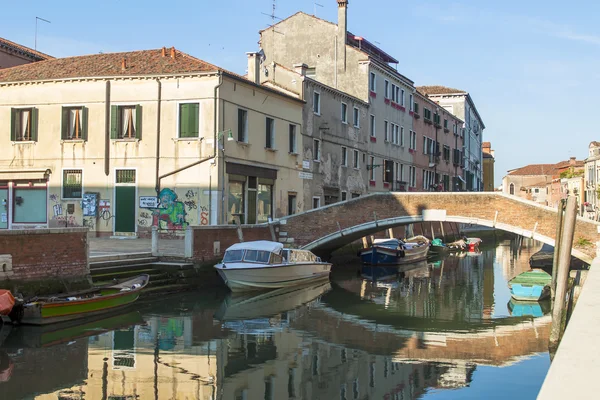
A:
[11, 274, 149, 326]
[508, 270, 552, 301]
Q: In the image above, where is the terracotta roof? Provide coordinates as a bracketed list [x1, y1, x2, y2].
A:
[0, 36, 54, 61]
[259, 11, 335, 34]
[508, 160, 584, 176]
[589, 141, 600, 147]
[417, 85, 466, 96]
[482, 141, 491, 147]
[0, 47, 228, 83]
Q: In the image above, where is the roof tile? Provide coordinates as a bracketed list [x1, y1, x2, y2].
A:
[0, 36, 54, 61]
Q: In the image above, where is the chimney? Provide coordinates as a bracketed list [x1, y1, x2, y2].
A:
[246, 52, 261, 84]
[293, 63, 308, 76]
[170, 47, 176, 59]
[161, 47, 166, 57]
[121, 58, 127, 71]
[569, 156, 576, 166]
[337, 0, 348, 73]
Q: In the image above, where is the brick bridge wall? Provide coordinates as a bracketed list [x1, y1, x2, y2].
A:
[279, 193, 600, 260]
[0, 228, 89, 282]
[191, 225, 274, 262]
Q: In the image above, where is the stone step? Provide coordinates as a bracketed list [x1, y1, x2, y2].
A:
[90, 257, 158, 270]
[89, 252, 153, 263]
[91, 268, 165, 281]
[152, 261, 195, 271]
[92, 271, 171, 286]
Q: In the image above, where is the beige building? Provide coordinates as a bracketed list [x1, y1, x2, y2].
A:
[0, 36, 53, 69]
[584, 141, 600, 219]
[0, 47, 304, 235]
[258, 1, 416, 192]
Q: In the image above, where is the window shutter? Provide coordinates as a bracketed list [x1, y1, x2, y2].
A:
[81, 106, 89, 141]
[238, 109, 244, 141]
[179, 103, 189, 138]
[135, 104, 142, 140]
[110, 105, 118, 139]
[31, 107, 39, 142]
[10, 108, 16, 141]
[61, 107, 69, 140]
[190, 103, 199, 137]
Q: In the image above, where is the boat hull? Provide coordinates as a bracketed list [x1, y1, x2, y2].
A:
[510, 283, 550, 302]
[215, 262, 332, 292]
[360, 245, 429, 265]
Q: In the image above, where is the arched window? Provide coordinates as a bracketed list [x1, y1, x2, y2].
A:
[509, 183, 515, 195]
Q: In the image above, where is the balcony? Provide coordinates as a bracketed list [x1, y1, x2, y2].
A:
[424, 117, 433, 125]
[413, 112, 421, 119]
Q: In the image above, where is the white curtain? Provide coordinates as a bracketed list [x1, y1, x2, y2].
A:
[20, 110, 30, 140]
[69, 109, 80, 139]
[122, 107, 136, 138]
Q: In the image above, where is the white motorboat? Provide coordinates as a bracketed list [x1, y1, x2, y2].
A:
[214, 241, 332, 292]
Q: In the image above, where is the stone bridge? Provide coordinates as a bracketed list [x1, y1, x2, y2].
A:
[276, 192, 600, 263]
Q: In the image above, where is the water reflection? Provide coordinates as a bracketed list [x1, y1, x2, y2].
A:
[0, 238, 551, 400]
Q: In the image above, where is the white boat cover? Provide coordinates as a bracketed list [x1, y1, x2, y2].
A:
[226, 240, 284, 254]
[373, 238, 400, 245]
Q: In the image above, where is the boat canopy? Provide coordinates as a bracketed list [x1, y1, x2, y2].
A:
[226, 240, 284, 254]
[373, 238, 400, 245]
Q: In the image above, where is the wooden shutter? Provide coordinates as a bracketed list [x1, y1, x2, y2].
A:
[135, 104, 142, 140]
[190, 103, 199, 137]
[61, 107, 69, 140]
[238, 109, 244, 141]
[10, 108, 16, 141]
[81, 106, 89, 141]
[30, 108, 38, 142]
[110, 105, 119, 139]
[179, 103, 189, 138]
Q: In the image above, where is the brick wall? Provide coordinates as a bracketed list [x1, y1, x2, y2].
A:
[191, 225, 273, 262]
[0, 228, 89, 281]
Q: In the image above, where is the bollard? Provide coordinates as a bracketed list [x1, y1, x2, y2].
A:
[550, 196, 577, 347]
[151, 226, 159, 257]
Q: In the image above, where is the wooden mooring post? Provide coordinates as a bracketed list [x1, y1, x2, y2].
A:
[550, 196, 577, 347]
[551, 199, 565, 302]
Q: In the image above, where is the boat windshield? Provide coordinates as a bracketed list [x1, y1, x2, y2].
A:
[244, 250, 272, 263]
[223, 249, 245, 262]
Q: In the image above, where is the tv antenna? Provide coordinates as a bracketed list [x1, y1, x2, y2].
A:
[314, 2, 323, 16]
[261, 0, 284, 35]
[35, 16, 51, 51]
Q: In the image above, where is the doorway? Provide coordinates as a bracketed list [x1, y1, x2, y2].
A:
[0, 186, 8, 229]
[114, 169, 136, 234]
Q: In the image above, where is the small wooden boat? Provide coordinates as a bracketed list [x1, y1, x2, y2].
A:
[0, 290, 16, 319]
[11, 274, 149, 326]
[359, 236, 429, 265]
[508, 270, 551, 301]
[508, 299, 550, 317]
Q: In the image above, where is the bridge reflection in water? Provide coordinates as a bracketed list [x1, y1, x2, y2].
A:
[0, 239, 551, 400]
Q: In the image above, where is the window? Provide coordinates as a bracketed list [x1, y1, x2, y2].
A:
[397, 163, 405, 182]
[369, 115, 375, 137]
[341, 102, 348, 124]
[400, 126, 405, 146]
[423, 136, 428, 154]
[401, 89, 405, 106]
[289, 124, 297, 153]
[434, 113, 441, 125]
[10, 108, 38, 142]
[369, 156, 375, 181]
[313, 92, 321, 114]
[384, 121, 389, 142]
[509, 183, 515, 195]
[257, 179, 273, 224]
[353, 107, 360, 127]
[178, 103, 199, 138]
[353, 149, 359, 169]
[312, 196, 321, 209]
[391, 84, 397, 102]
[341, 147, 348, 166]
[409, 131, 417, 150]
[116, 169, 136, 183]
[13, 182, 46, 223]
[62, 169, 83, 199]
[313, 139, 321, 161]
[444, 119, 448, 129]
[341, 191, 347, 201]
[369, 72, 376, 92]
[288, 193, 297, 215]
[395, 86, 400, 103]
[384, 80, 390, 98]
[443, 145, 451, 161]
[237, 109, 248, 142]
[393, 124, 399, 145]
[423, 107, 431, 120]
[384, 160, 394, 184]
[266, 117, 275, 149]
[409, 166, 416, 187]
[61, 106, 88, 140]
[453, 124, 458, 135]
[414, 102, 419, 114]
[453, 148, 461, 165]
[409, 94, 414, 111]
[110, 105, 141, 139]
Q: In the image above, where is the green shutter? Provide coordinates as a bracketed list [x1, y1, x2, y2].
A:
[31, 108, 38, 142]
[110, 105, 118, 139]
[190, 103, 199, 137]
[135, 104, 142, 140]
[81, 106, 89, 141]
[61, 107, 69, 140]
[10, 108, 16, 141]
[179, 103, 188, 137]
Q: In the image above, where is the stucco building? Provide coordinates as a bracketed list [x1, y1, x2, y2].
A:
[417, 86, 485, 191]
[258, 1, 416, 191]
[482, 142, 495, 192]
[0, 47, 304, 235]
[0, 36, 53, 69]
[412, 91, 464, 191]
[584, 141, 600, 219]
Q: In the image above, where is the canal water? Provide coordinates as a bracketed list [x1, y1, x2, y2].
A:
[0, 237, 551, 399]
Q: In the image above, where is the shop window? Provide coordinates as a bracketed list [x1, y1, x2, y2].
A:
[13, 183, 47, 223]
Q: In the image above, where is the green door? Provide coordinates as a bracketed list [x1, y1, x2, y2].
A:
[115, 186, 136, 233]
[0, 188, 7, 229]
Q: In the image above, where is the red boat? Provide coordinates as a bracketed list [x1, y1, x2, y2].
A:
[0, 290, 16, 318]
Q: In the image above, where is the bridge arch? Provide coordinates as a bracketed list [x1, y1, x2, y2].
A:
[276, 192, 599, 263]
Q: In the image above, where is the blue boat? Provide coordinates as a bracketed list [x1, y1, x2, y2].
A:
[359, 236, 429, 265]
[508, 299, 550, 317]
[508, 270, 552, 301]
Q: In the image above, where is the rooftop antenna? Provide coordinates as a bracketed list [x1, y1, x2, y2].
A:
[35, 17, 51, 51]
[261, 0, 284, 30]
[314, 2, 323, 16]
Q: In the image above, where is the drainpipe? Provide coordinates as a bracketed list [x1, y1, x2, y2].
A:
[154, 79, 162, 195]
[104, 81, 111, 176]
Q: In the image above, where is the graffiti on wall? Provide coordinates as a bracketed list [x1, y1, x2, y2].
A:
[152, 188, 188, 230]
[49, 193, 83, 228]
[138, 188, 210, 229]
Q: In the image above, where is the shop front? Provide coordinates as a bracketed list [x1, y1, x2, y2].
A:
[226, 162, 276, 225]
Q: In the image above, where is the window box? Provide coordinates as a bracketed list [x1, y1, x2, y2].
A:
[370, 136, 376, 143]
[434, 123, 442, 129]
[409, 111, 414, 116]
[384, 98, 390, 105]
[399, 105, 406, 112]
[409, 148, 416, 154]
[383, 182, 390, 188]
[444, 128, 450, 133]
[370, 91, 377, 98]
[413, 113, 420, 119]
[424, 118, 433, 125]
[369, 180, 376, 187]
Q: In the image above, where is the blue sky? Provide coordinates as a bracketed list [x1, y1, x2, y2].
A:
[4, 0, 600, 186]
